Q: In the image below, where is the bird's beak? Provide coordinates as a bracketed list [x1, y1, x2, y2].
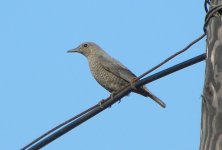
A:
[67, 47, 79, 53]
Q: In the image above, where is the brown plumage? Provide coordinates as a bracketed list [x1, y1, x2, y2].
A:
[68, 42, 165, 108]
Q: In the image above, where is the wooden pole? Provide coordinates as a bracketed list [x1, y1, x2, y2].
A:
[200, 0, 222, 150]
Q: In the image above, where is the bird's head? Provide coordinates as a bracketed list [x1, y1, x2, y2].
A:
[67, 42, 100, 57]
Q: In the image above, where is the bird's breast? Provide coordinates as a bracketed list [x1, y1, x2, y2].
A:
[88, 58, 128, 93]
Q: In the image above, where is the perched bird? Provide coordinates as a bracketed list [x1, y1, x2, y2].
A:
[68, 42, 166, 108]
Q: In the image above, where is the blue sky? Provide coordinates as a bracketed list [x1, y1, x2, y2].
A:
[1, 0, 206, 150]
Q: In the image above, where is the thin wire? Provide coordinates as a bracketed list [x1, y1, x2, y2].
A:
[136, 33, 206, 81]
[21, 104, 99, 150]
[204, 4, 222, 32]
[22, 33, 206, 150]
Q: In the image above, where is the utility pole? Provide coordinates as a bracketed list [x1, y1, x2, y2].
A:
[200, 0, 222, 150]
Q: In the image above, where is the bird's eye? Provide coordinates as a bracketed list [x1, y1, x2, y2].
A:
[83, 44, 88, 47]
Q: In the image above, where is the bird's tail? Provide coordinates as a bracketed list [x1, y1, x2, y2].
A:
[135, 86, 166, 108]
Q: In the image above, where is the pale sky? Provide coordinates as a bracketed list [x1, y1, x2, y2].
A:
[0, 0, 205, 149]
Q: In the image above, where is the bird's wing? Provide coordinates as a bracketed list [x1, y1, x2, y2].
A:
[98, 55, 137, 82]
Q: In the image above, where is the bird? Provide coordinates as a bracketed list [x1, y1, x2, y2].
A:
[67, 42, 166, 108]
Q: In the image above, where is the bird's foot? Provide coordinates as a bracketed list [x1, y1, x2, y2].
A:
[110, 92, 122, 104]
[110, 92, 116, 99]
[98, 99, 106, 109]
[110, 92, 121, 104]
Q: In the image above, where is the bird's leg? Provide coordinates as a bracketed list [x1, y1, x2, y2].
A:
[110, 92, 121, 104]
[110, 92, 116, 99]
[98, 92, 116, 108]
[110, 91, 123, 104]
[109, 91, 123, 104]
[111, 91, 123, 104]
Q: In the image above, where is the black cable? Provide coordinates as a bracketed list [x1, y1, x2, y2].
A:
[21, 105, 98, 150]
[23, 53, 206, 150]
[22, 34, 206, 150]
